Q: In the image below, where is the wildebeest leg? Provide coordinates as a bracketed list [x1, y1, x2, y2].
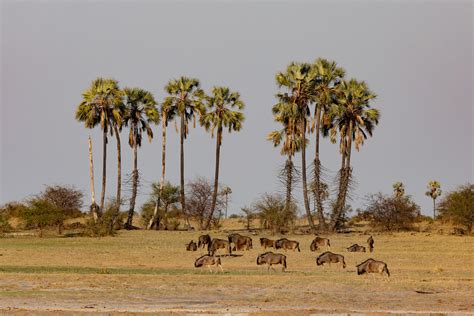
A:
[218, 263, 224, 272]
[271, 265, 276, 272]
[267, 264, 270, 272]
[207, 265, 212, 273]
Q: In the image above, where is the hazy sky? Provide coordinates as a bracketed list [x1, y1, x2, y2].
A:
[1, 0, 472, 217]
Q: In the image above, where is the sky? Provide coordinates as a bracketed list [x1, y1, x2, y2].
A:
[1, 0, 472, 217]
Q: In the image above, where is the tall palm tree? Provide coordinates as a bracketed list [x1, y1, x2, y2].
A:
[147, 102, 177, 229]
[200, 86, 245, 230]
[75, 78, 123, 214]
[393, 182, 405, 198]
[122, 87, 159, 229]
[311, 58, 345, 230]
[326, 79, 379, 231]
[163, 77, 205, 226]
[274, 62, 318, 231]
[425, 180, 442, 218]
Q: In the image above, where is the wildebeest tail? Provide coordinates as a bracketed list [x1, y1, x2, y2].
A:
[384, 265, 390, 277]
[228, 243, 232, 254]
[283, 256, 287, 270]
[327, 240, 331, 248]
[297, 242, 300, 252]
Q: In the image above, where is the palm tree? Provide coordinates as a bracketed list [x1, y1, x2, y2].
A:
[122, 87, 159, 229]
[221, 186, 232, 219]
[425, 180, 442, 218]
[393, 182, 405, 198]
[75, 78, 124, 214]
[274, 62, 318, 231]
[147, 102, 177, 229]
[311, 58, 345, 230]
[326, 79, 379, 231]
[200, 86, 245, 230]
[163, 77, 205, 226]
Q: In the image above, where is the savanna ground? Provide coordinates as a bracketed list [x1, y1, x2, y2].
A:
[0, 220, 473, 315]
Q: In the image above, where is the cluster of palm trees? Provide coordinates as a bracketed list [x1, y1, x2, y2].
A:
[268, 58, 380, 232]
[75, 77, 245, 229]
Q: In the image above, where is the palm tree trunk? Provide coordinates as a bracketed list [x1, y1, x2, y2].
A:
[99, 128, 107, 215]
[205, 127, 222, 230]
[87, 137, 99, 222]
[148, 112, 167, 230]
[110, 125, 121, 231]
[301, 119, 316, 232]
[313, 106, 326, 231]
[126, 131, 138, 229]
[285, 155, 293, 212]
[179, 112, 190, 227]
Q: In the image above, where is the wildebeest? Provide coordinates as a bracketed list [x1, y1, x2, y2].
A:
[228, 233, 252, 251]
[194, 255, 223, 272]
[316, 251, 346, 268]
[208, 238, 232, 255]
[186, 240, 197, 251]
[356, 258, 390, 278]
[310, 236, 331, 251]
[260, 237, 275, 249]
[198, 234, 211, 249]
[367, 236, 374, 252]
[347, 243, 366, 252]
[275, 238, 300, 252]
[256, 252, 287, 271]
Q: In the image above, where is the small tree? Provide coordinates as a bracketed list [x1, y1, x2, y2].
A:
[239, 207, 256, 230]
[254, 193, 297, 234]
[425, 180, 442, 219]
[187, 177, 224, 230]
[142, 182, 180, 230]
[392, 182, 405, 198]
[365, 193, 420, 231]
[21, 199, 64, 237]
[438, 184, 473, 233]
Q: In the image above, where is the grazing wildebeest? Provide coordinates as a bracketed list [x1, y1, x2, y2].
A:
[194, 255, 223, 272]
[367, 235, 374, 252]
[356, 258, 390, 278]
[310, 236, 331, 251]
[228, 233, 252, 251]
[316, 251, 346, 268]
[347, 243, 366, 252]
[275, 238, 300, 252]
[208, 238, 232, 255]
[198, 234, 211, 249]
[256, 252, 287, 271]
[186, 240, 197, 251]
[260, 237, 275, 249]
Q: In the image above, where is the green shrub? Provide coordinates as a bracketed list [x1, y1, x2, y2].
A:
[20, 198, 64, 237]
[438, 184, 473, 233]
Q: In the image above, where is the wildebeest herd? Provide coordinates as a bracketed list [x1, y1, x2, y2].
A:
[186, 233, 389, 279]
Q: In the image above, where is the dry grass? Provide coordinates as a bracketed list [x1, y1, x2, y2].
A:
[0, 225, 473, 315]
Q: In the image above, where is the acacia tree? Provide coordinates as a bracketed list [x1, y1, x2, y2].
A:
[425, 180, 442, 219]
[122, 87, 159, 229]
[200, 86, 245, 230]
[163, 77, 205, 226]
[311, 58, 345, 230]
[438, 184, 473, 232]
[326, 79, 379, 231]
[75, 78, 124, 215]
[274, 62, 318, 231]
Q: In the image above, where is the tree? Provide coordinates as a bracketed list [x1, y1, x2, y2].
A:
[200, 86, 245, 230]
[274, 62, 318, 231]
[240, 207, 256, 230]
[75, 78, 124, 214]
[186, 177, 224, 230]
[163, 77, 205, 226]
[311, 58, 345, 231]
[221, 186, 232, 219]
[326, 79, 379, 231]
[364, 193, 419, 231]
[21, 198, 64, 237]
[392, 182, 405, 198]
[425, 180, 442, 219]
[254, 193, 297, 234]
[438, 184, 473, 232]
[122, 87, 159, 229]
[142, 182, 180, 230]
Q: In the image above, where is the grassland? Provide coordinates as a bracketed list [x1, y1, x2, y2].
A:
[0, 227, 473, 315]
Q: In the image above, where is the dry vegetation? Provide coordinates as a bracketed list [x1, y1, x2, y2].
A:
[0, 221, 473, 315]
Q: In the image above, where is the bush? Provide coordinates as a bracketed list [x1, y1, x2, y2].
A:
[438, 184, 473, 233]
[20, 198, 64, 237]
[229, 214, 240, 219]
[254, 193, 297, 234]
[0, 212, 12, 234]
[364, 193, 420, 231]
[143, 182, 180, 229]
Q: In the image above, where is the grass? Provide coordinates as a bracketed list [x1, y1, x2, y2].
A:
[0, 227, 473, 314]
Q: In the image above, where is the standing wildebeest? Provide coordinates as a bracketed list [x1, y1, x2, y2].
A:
[256, 252, 287, 271]
[310, 236, 331, 251]
[316, 251, 346, 268]
[260, 237, 275, 249]
[356, 258, 390, 278]
[228, 233, 252, 251]
[186, 240, 197, 251]
[275, 238, 300, 252]
[347, 244, 366, 252]
[198, 234, 211, 249]
[367, 235, 374, 252]
[194, 255, 223, 272]
[208, 238, 232, 255]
